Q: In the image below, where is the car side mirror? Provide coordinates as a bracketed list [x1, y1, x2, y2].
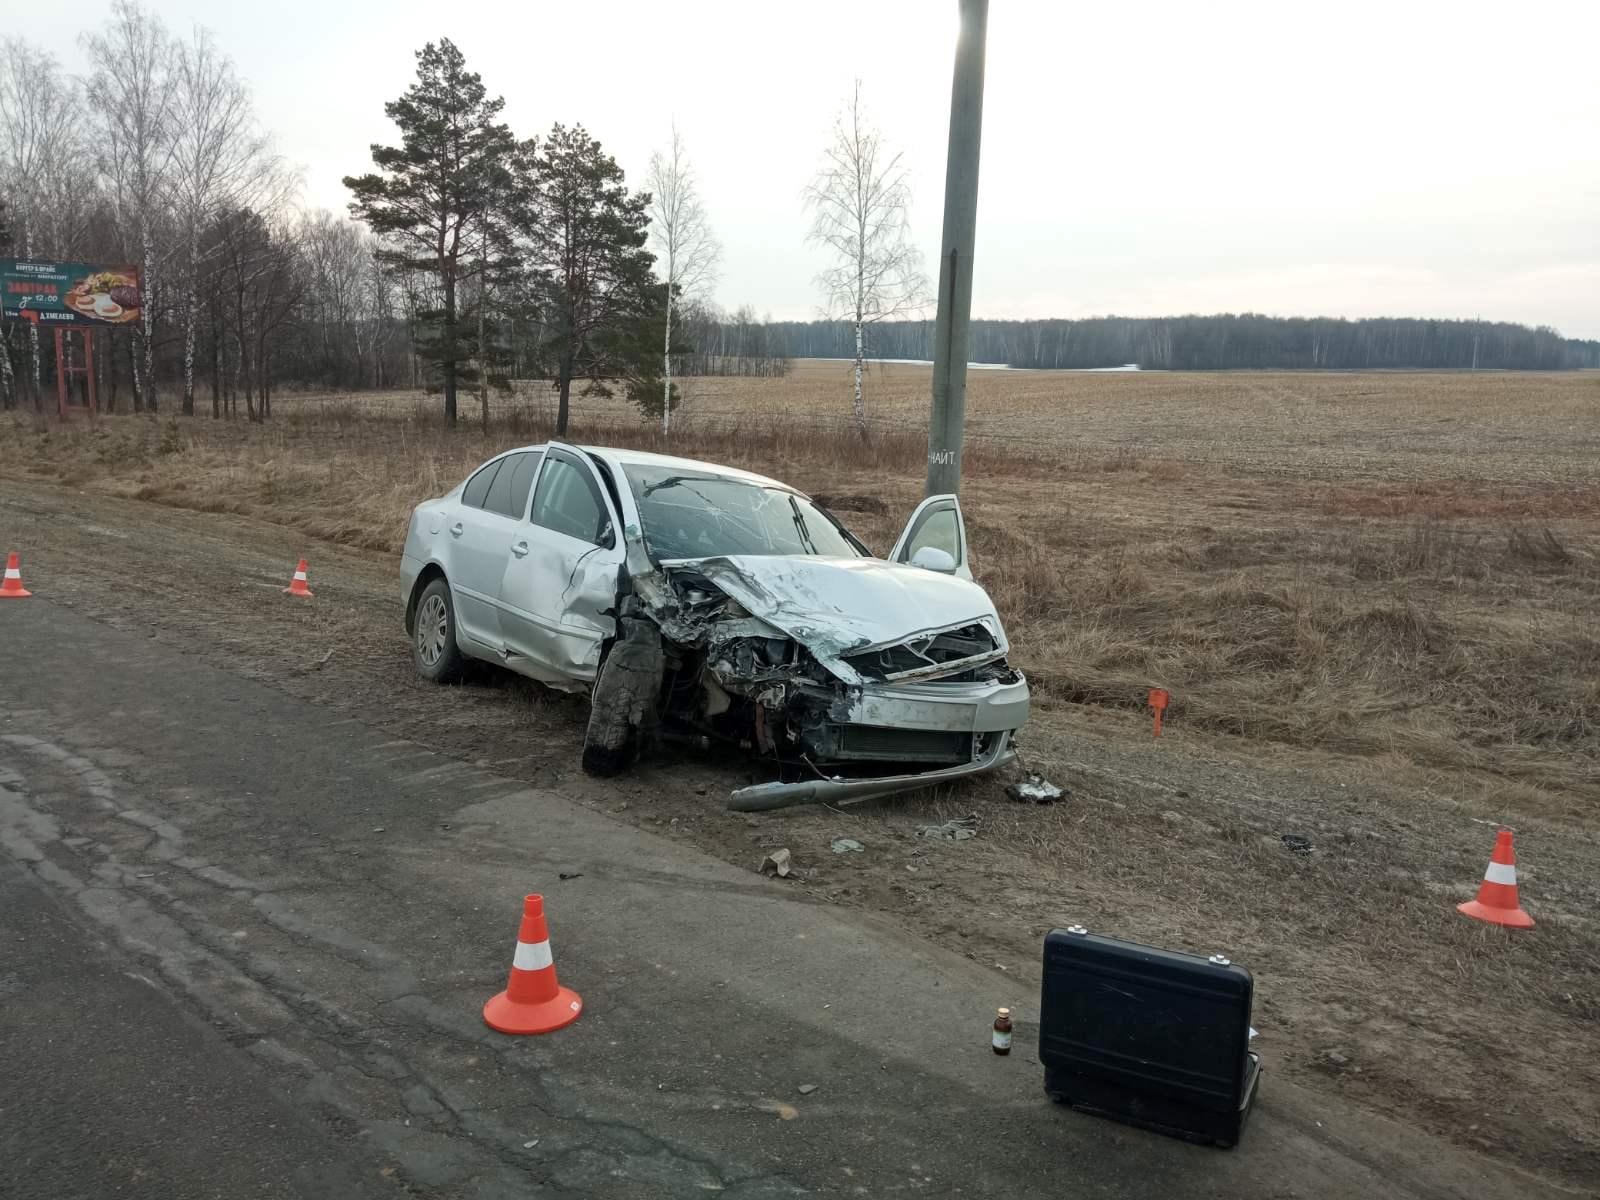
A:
[910, 545, 958, 573]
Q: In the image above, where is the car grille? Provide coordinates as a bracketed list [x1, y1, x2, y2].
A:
[834, 726, 974, 764]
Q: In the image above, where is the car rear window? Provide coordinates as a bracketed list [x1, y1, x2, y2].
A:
[461, 459, 503, 509]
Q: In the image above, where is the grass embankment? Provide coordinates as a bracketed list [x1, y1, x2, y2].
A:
[5, 364, 1597, 811]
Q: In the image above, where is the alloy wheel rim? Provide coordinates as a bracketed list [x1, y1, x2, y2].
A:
[418, 593, 447, 667]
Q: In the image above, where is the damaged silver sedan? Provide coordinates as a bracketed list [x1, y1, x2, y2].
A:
[400, 443, 1029, 809]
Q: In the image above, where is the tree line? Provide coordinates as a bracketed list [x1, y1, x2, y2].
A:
[0, 13, 748, 427]
[755, 314, 1600, 372]
[4, 9, 1590, 432]
[0, 5, 405, 417]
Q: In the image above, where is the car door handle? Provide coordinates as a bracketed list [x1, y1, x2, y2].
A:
[449, 522, 464, 538]
[510, 540, 530, 558]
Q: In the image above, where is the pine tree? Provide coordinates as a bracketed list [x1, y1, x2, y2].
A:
[518, 124, 658, 436]
[344, 39, 515, 425]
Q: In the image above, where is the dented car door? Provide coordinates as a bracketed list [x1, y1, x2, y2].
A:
[495, 445, 623, 689]
[890, 494, 973, 580]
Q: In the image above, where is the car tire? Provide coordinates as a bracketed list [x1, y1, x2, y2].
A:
[582, 617, 665, 777]
[411, 577, 465, 685]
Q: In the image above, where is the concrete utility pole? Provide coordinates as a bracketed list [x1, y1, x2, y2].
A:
[924, 0, 989, 498]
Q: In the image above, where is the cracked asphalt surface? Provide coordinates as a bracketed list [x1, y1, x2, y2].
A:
[0, 500, 1576, 1198]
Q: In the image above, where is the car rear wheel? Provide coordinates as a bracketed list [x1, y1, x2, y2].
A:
[412, 578, 465, 684]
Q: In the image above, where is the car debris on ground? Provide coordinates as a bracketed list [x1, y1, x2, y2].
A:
[1006, 771, 1064, 804]
[916, 814, 980, 841]
[759, 848, 793, 878]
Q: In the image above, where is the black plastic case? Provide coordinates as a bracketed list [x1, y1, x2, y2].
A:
[1038, 927, 1261, 1147]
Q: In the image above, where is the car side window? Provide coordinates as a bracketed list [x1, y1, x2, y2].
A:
[484, 452, 538, 519]
[461, 459, 503, 510]
[530, 454, 612, 546]
[901, 503, 962, 566]
[505, 451, 544, 521]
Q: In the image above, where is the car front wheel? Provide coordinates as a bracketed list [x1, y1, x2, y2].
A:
[412, 577, 465, 684]
[582, 616, 664, 776]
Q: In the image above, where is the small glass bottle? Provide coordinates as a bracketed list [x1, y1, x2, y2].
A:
[992, 1007, 1013, 1055]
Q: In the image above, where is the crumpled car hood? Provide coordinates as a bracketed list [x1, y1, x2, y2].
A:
[688, 555, 1002, 662]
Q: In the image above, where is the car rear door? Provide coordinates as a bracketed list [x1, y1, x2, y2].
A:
[444, 454, 526, 653]
[496, 444, 624, 688]
[889, 494, 973, 580]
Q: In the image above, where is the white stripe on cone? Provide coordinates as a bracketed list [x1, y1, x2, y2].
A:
[512, 939, 554, 971]
[1484, 861, 1517, 886]
[3, 569, 19, 580]
[292, 570, 307, 581]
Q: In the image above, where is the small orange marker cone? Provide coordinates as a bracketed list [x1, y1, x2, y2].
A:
[1147, 688, 1170, 737]
[0, 552, 31, 599]
[1458, 829, 1534, 928]
[483, 894, 583, 1035]
[283, 559, 314, 598]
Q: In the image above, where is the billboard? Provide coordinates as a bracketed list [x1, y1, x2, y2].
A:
[1, 259, 143, 328]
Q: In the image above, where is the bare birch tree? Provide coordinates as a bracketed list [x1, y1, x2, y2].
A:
[805, 81, 927, 438]
[171, 27, 273, 414]
[0, 40, 80, 405]
[84, 0, 177, 412]
[361, 246, 396, 387]
[303, 209, 370, 385]
[646, 124, 719, 436]
[35, 125, 99, 261]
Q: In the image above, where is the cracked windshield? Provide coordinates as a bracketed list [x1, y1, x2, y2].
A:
[625, 467, 861, 560]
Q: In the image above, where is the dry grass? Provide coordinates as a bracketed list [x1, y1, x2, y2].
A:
[5, 363, 1598, 810]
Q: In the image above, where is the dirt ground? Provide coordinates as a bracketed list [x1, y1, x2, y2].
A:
[2, 368, 1598, 1188]
[0, 501, 1595, 1186]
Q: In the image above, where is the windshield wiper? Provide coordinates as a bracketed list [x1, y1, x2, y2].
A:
[788, 496, 818, 555]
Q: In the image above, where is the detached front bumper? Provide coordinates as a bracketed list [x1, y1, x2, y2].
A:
[728, 671, 1029, 812]
[729, 731, 1017, 811]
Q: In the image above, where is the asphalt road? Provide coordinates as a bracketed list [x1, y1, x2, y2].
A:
[0, 597, 1564, 1199]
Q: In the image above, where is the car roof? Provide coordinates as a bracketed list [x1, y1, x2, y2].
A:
[480, 443, 800, 495]
[579, 445, 797, 493]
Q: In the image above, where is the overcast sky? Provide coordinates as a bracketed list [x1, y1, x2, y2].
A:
[16, 0, 1600, 338]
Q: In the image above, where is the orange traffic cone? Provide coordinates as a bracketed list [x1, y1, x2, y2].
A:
[483, 894, 583, 1034]
[1458, 829, 1534, 929]
[1, 552, 31, 599]
[283, 559, 314, 598]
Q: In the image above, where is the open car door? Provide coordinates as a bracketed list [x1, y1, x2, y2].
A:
[889, 493, 972, 580]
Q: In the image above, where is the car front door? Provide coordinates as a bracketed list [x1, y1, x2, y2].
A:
[496, 444, 624, 688]
[889, 493, 973, 580]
